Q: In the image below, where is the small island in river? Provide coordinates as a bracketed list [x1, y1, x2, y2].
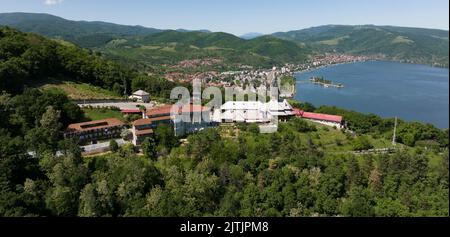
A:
[309, 76, 344, 88]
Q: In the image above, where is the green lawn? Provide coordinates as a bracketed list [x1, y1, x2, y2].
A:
[83, 108, 125, 122]
[318, 36, 350, 45]
[39, 80, 122, 100]
[299, 120, 393, 152]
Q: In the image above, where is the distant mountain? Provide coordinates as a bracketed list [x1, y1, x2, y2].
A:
[176, 29, 212, 33]
[0, 12, 310, 68]
[0, 12, 165, 47]
[240, 32, 264, 40]
[3, 13, 446, 67]
[100, 30, 311, 67]
[273, 25, 449, 66]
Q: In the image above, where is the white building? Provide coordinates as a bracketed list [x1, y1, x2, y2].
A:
[212, 99, 295, 123]
[267, 99, 296, 121]
[129, 90, 150, 103]
[213, 101, 270, 123]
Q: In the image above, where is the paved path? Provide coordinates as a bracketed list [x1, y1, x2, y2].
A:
[81, 139, 129, 154]
[29, 139, 131, 157]
[77, 102, 157, 110]
[327, 147, 398, 155]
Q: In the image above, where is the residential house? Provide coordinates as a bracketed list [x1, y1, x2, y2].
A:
[64, 118, 125, 143]
[129, 90, 150, 103]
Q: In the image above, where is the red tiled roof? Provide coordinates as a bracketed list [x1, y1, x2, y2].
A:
[135, 129, 154, 136]
[189, 104, 209, 112]
[180, 104, 209, 113]
[132, 116, 173, 128]
[294, 109, 343, 123]
[148, 116, 172, 122]
[121, 109, 141, 114]
[133, 118, 153, 126]
[67, 118, 125, 132]
[146, 104, 209, 117]
[146, 105, 172, 117]
[293, 108, 303, 116]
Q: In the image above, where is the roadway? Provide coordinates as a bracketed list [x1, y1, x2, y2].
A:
[28, 139, 131, 157]
[77, 101, 157, 110]
[81, 139, 128, 154]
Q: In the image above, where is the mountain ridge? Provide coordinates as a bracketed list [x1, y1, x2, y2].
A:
[272, 25, 449, 66]
[99, 30, 311, 67]
[1, 12, 448, 67]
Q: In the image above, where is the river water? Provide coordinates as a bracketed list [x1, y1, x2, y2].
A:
[294, 61, 449, 128]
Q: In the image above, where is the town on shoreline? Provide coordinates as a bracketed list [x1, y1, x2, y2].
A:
[161, 54, 380, 97]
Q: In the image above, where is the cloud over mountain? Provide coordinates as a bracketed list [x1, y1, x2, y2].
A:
[44, 0, 63, 5]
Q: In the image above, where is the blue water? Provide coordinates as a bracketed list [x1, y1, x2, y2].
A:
[294, 61, 449, 129]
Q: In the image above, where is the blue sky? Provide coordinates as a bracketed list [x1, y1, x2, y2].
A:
[1, 0, 448, 35]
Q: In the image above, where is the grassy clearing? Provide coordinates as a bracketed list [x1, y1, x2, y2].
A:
[298, 120, 393, 152]
[52, 39, 77, 47]
[318, 36, 350, 45]
[40, 80, 122, 100]
[141, 45, 162, 50]
[160, 46, 177, 52]
[219, 119, 394, 154]
[204, 46, 235, 51]
[83, 108, 125, 122]
[392, 36, 414, 44]
[428, 151, 446, 172]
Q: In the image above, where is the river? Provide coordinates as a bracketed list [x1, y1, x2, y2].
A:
[294, 61, 449, 129]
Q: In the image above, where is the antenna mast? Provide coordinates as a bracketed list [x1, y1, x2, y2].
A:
[392, 117, 398, 146]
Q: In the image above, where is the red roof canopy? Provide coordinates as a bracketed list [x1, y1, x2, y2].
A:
[146, 104, 209, 117]
[121, 109, 141, 113]
[294, 109, 343, 123]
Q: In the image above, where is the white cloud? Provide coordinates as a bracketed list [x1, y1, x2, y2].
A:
[44, 0, 63, 5]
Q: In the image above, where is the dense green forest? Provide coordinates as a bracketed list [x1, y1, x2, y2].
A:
[0, 13, 164, 48]
[0, 82, 448, 217]
[99, 31, 311, 68]
[1, 93, 448, 216]
[0, 27, 177, 98]
[273, 25, 449, 67]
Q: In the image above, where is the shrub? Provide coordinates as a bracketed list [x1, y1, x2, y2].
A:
[109, 139, 119, 152]
[352, 136, 374, 151]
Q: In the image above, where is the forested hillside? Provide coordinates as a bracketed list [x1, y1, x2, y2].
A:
[100, 31, 311, 67]
[0, 104, 448, 216]
[0, 13, 311, 68]
[273, 25, 449, 67]
[0, 27, 176, 98]
[0, 13, 164, 48]
[4, 13, 448, 68]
